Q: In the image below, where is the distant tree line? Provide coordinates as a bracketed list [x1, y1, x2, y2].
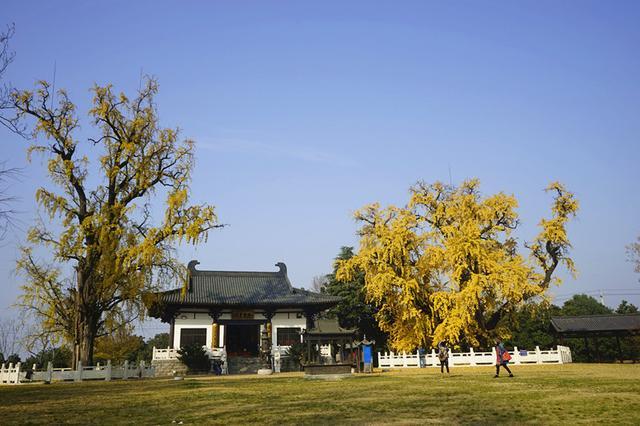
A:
[505, 295, 639, 362]
[2, 332, 169, 369]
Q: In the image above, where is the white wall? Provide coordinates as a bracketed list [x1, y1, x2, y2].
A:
[271, 312, 307, 349]
[172, 310, 307, 349]
[173, 312, 213, 349]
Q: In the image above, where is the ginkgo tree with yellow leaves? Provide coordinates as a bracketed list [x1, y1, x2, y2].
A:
[337, 179, 578, 351]
[13, 78, 220, 367]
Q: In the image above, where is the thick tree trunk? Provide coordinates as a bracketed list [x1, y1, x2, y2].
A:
[72, 266, 99, 368]
[73, 310, 99, 367]
[79, 321, 96, 365]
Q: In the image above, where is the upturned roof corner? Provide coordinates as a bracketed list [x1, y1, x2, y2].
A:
[150, 260, 341, 317]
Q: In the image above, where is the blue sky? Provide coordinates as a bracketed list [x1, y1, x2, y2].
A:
[1, 1, 639, 332]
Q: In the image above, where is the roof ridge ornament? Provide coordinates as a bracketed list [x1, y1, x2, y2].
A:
[275, 262, 287, 275]
[187, 260, 200, 272]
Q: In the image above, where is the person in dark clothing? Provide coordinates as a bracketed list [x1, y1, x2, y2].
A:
[494, 339, 514, 378]
[418, 347, 426, 368]
[437, 341, 450, 374]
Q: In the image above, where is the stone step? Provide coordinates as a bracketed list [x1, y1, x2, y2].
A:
[152, 359, 187, 377]
[227, 357, 263, 375]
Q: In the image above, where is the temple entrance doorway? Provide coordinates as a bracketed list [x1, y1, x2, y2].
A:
[226, 323, 260, 356]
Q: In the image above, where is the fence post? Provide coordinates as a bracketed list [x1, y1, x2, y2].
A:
[46, 361, 53, 384]
[274, 351, 281, 373]
[402, 351, 408, 367]
[535, 346, 542, 364]
[15, 362, 21, 384]
[123, 360, 129, 380]
[469, 348, 476, 366]
[75, 361, 82, 382]
[106, 360, 112, 381]
[139, 360, 145, 378]
[513, 346, 520, 365]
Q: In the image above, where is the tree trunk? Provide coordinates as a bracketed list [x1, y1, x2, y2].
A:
[79, 320, 96, 366]
[72, 266, 99, 368]
[73, 309, 99, 367]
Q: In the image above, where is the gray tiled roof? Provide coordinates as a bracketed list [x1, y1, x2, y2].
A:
[158, 261, 341, 308]
[305, 318, 356, 335]
[550, 314, 640, 333]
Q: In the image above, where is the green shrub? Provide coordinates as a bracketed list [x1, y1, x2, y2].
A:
[177, 344, 210, 373]
[283, 342, 320, 370]
[283, 342, 305, 371]
[23, 346, 72, 369]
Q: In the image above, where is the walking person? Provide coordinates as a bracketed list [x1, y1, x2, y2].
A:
[437, 341, 450, 374]
[418, 347, 426, 368]
[494, 339, 514, 378]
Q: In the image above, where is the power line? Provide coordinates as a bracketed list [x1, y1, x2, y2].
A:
[552, 291, 640, 303]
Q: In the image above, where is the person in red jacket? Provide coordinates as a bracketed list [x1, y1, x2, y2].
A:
[494, 339, 514, 378]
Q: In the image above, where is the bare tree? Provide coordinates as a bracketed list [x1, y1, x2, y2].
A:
[0, 162, 19, 240]
[0, 23, 21, 133]
[0, 24, 21, 239]
[310, 275, 328, 293]
[0, 317, 24, 359]
[629, 236, 640, 282]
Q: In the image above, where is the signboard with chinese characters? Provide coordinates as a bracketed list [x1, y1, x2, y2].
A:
[231, 310, 255, 320]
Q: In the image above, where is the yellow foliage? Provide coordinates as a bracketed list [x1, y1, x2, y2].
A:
[338, 179, 578, 351]
[12, 78, 221, 356]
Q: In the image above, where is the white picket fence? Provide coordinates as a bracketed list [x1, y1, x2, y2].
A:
[152, 347, 180, 360]
[0, 362, 22, 384]
[152, 346, 228, 374]
[378, 345, 572, 368]
[152, 346, 227, 361]
[0, 360, 155, 385]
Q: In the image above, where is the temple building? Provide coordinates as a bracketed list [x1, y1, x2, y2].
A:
[150, 260, 341, 374]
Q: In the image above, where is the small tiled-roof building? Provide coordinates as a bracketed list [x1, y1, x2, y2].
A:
[149, 260, 341, 371]
[550, 313, 640, 362]
[550, 314, 640, 337]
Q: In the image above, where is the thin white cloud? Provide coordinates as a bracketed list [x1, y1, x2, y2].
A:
[196, 137, 358, 168]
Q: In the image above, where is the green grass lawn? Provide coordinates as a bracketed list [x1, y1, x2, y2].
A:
[0, 364, 638, 425]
